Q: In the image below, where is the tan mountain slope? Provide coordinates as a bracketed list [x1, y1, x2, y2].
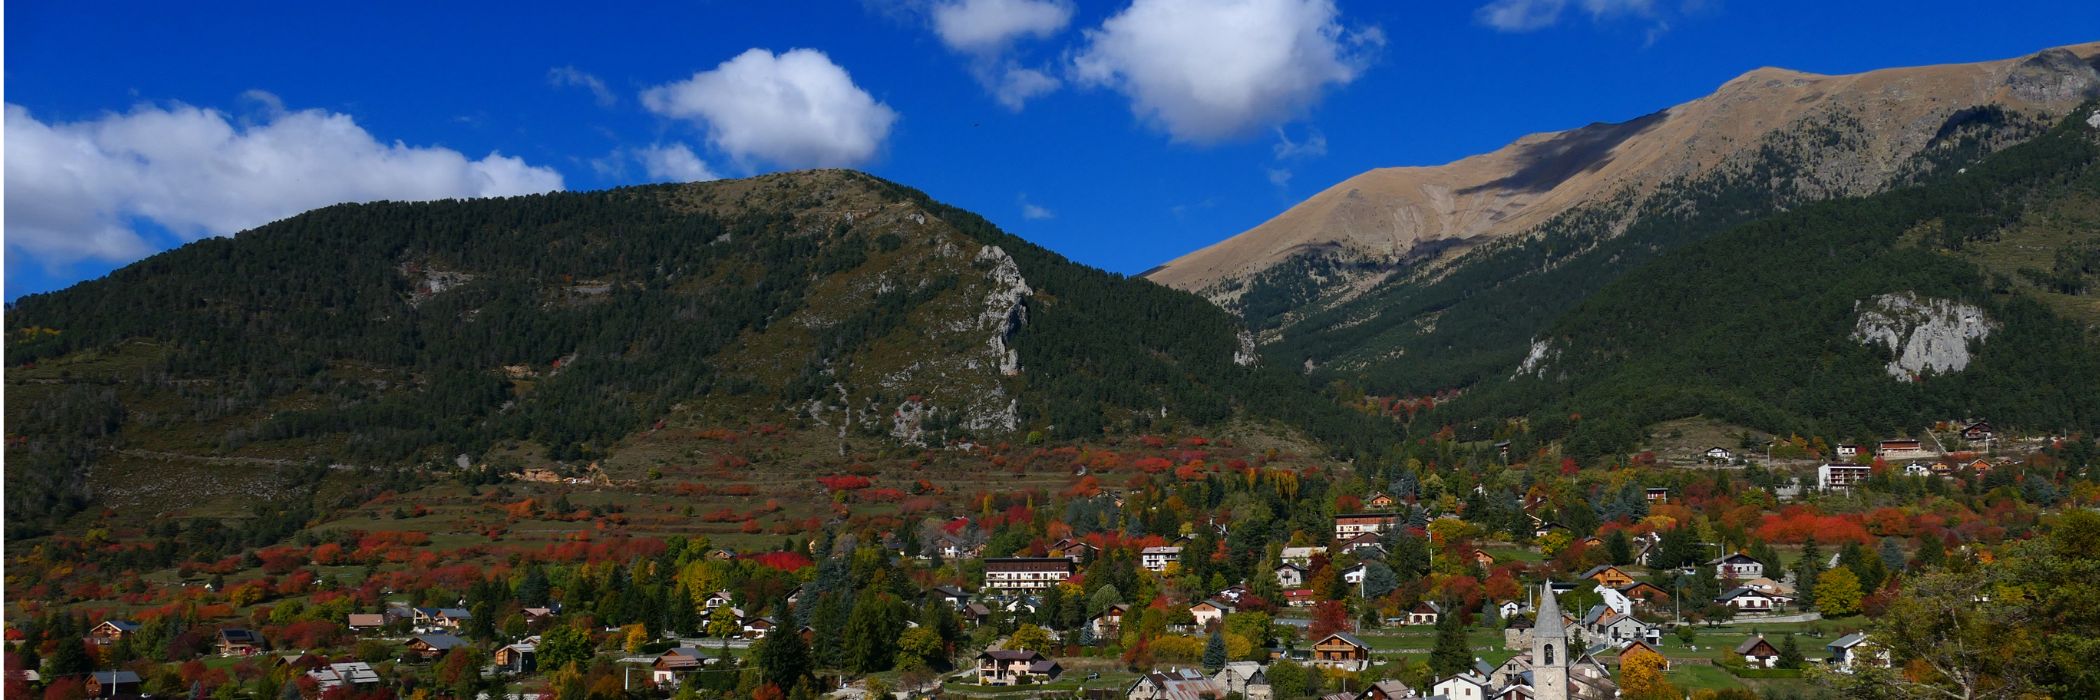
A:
[1147, 42, 2100, 299]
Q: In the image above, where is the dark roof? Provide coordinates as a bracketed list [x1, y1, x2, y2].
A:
[979, 649, 1045, 661]
[218, 629, 260, 644]
[99, 621, 141, 632]
[91, 671, 141, 685]
[1735, 636, 1777, 655]
[413, 633, 467, 650]
[1317, 631, 1369, 649]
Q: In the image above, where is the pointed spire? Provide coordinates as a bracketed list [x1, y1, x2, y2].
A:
[1533, 582, 1566, 639]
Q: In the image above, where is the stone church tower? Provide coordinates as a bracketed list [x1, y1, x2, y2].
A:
[1532, 582, 1570, 700]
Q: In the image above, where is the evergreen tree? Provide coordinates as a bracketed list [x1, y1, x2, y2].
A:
[1606, 530, 1634, 565]
[1795, 536, 1824, 610]
[1428, 603, 1473, 677]
[1776, 633, 1804, 669]
[756, 612, 814, 691]
[1203, 630, 1227, 673]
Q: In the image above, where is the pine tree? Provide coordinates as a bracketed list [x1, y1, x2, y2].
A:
[1203, 630, 1227, 673]
[1776, 633, 1804, 669]
[1429, 604, 1473, 677]
[756, 613, 813, 691]
[1795, 535, 1823, 610]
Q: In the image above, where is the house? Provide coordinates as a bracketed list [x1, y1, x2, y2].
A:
[1716, 587, 1782, 612]
[522, 607, 557, 624]
[1357, 679, 1415, 700]
[1214, 661, 1271, 699]
[1279, 546, 1327, 565]
[1407, 602, 1441, 626]
[1966, 458, 1995, 475]
[1835, 444, 1861, 461]
[1708, 552, 1766, 580]
[1310, 632, 1371, 671]
[1435, 671, 1493, 700]
[1878, 438, 1928, 458]
[1498, 600, 1524, 620]
[1088, 604, 1128, 641]
[217, 628, 263, 656]
[1960, 420, 1994, 442]
[495, 641, 537, 673]
[1342, 563, 1368, 585]
[1473, 550, 1499, 567]
[86, 671, 141, 698]
[1048, 538, 1098, 563]
[983, 557, 1075, 590]
[1828, 632, 1886, 673]
[1819, 463, 1873, 491]
[88, 621, 140, 645]
[1284, 589, 1317, 607]
[977, 649, 1061, 685]
[1735, 635, 1782, 668]
[1334, 513, 1400, 540]
[1903, 462, 1933, 477]
[1643, 487, 1670, 505]
[651, 647, 711, 686]
[702, 591, 736, 610]
[931, 532, 982, 561]
[1578, 565, 1636, 588]
[1127, 668, 1222, 700]
[1214, 584, 1252, 606]
[1141, 546, 1184, 572]
[930, 585, 972, 610]
[346, 613, 387, 631]
[1618, 640, 1668, 669]
[964, 602, 993, 625]
[1366, 492, 1399, 510]
[1615, 581, 1669, 607]
[1339, 532, 1388, 557]
[1703, 446, 1734, 463]
[1190, 599, 1234, 628]
[1275, 562, 1309, 587]
[435, 608, 472, 628]
[306, 662, 382, 691]
[406, 633, 468, 660]
[741, 615, 776, 639]
[1580, 605, 1653, 646]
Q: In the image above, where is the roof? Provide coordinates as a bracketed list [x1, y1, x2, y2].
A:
[1578, 565, 1625, 579]
[91, 671, 142, 685]
[436, 607, 472, 618]
[1735, 636, 1776, 655]
[1317, 631, 1369, 649]
[979, 649, 1045, 661]
[1717, 586, 1771, 601]
[413, 633, 467, 650]
[1533, 583, 1566, 638]
[98, 621, 141, 632]
[346, 613, 386, 626]
[219, 628, 260, 644]
[1708, 552, 1762, 566]
[1829, 633, 1869, 650]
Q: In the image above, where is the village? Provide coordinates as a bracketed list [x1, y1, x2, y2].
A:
[10, 413, 2073, 700]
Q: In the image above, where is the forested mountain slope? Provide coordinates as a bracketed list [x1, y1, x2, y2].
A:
[1442, 104, 2100, 457]
[4, 171, 1384, 533]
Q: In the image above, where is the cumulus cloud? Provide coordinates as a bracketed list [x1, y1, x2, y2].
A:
[4, 99, 564, 265]
[636, 143, 720, 183]
[924, 0, 1075, 111]
[932, 0, 1074, 52]
[1072, 0, 1381, 143]
[642, 48, 898, 169]
[548, 66, 617, 106]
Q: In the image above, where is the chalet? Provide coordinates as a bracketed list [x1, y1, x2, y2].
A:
[1960, 420, 1994, 442]
[1214, 584, 1252, 606]
[346, 613, 387, 631]
[1088, 604, 1128, 641]
[1579, 565, 1636, 588]
[1716, 587, 1782, 612]
[1532, 521, 1569, 539]
[1275, 562, 1308, 587]
[1828, 632, 1886, 673]
[1214, 662, 1270, 698]
[651, 647, 711, 686]
[1580, 605, 1654, 646]
[1708, 552, 1766, 580]
[1279, 546, 1327, 564]
[306, 662, 381, 691]
[1473, 550, 1499, 567]
[1435, 671, 1493, 700]
[1735, 635, 1782, 668]
[217, 629, 263, 657]
[1359, 679, 1416, 700]
[929, 585, 972, 610]
[1190, 599, 1234, 628]
[1643, 487, 1670, 505]
[1310, 632, 1371, 671]
[1339, 532, 1388, 556]
[1407, 602, 1441, 626]
[1966, 458, 1995, 475]
[1742, 577, 1794, 597]
[88, 620, 140, 645]
[1619, 640, 1668, 669]
[741, 616, 776, 639]
[1342, 563, 1368, 585]
[1334, 513, 1399, 540]
[1366, 492, 1399, 510]
[1127, 668, 1221, 699]
[495, 641, 537, 673]
[87, 671, 141, 698]
[977, 649, 1061, 686]
[1615, 581, 1669, 606]
[983, 557, 1075, 590]
[1931, 461, 1957, 477]
[1140, 546, 1183, 572]
[702, 591, 736, 610]
[1835, 444, 1861, 461]
[1284, 589, 1317, 607]
[1818, 463, 1873, 491]
[1703, 446, 1734, 463]
[407, 633, 467, 660]
[964, 602, 992, 625]
[1001, 596, 1041, 616]
[1878, 438, 1928, 458]
[1048, 538, 1098, 563]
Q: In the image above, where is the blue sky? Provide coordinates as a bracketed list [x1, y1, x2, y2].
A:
[7, 1, 2098, 300]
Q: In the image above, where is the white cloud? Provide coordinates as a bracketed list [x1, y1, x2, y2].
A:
[991, 65, 1062, 110]
[4, 99, 564, 265]
[636, 143, 720, 183]
[931, 0, 1074, 53]
[549, 66, 617, 107]
[1475, 0, 1566, 32]
[1072, 0, 1381, 143]
[642, 48, 898, 169]
[1272, 126, 1328, 160]
[1476, 0, 1666, 33]
[1266, 167, 1293, 187]
[1018, 194, 1055, 220]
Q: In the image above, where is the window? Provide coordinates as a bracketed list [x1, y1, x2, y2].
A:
[1543, 644, 1555, 665]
